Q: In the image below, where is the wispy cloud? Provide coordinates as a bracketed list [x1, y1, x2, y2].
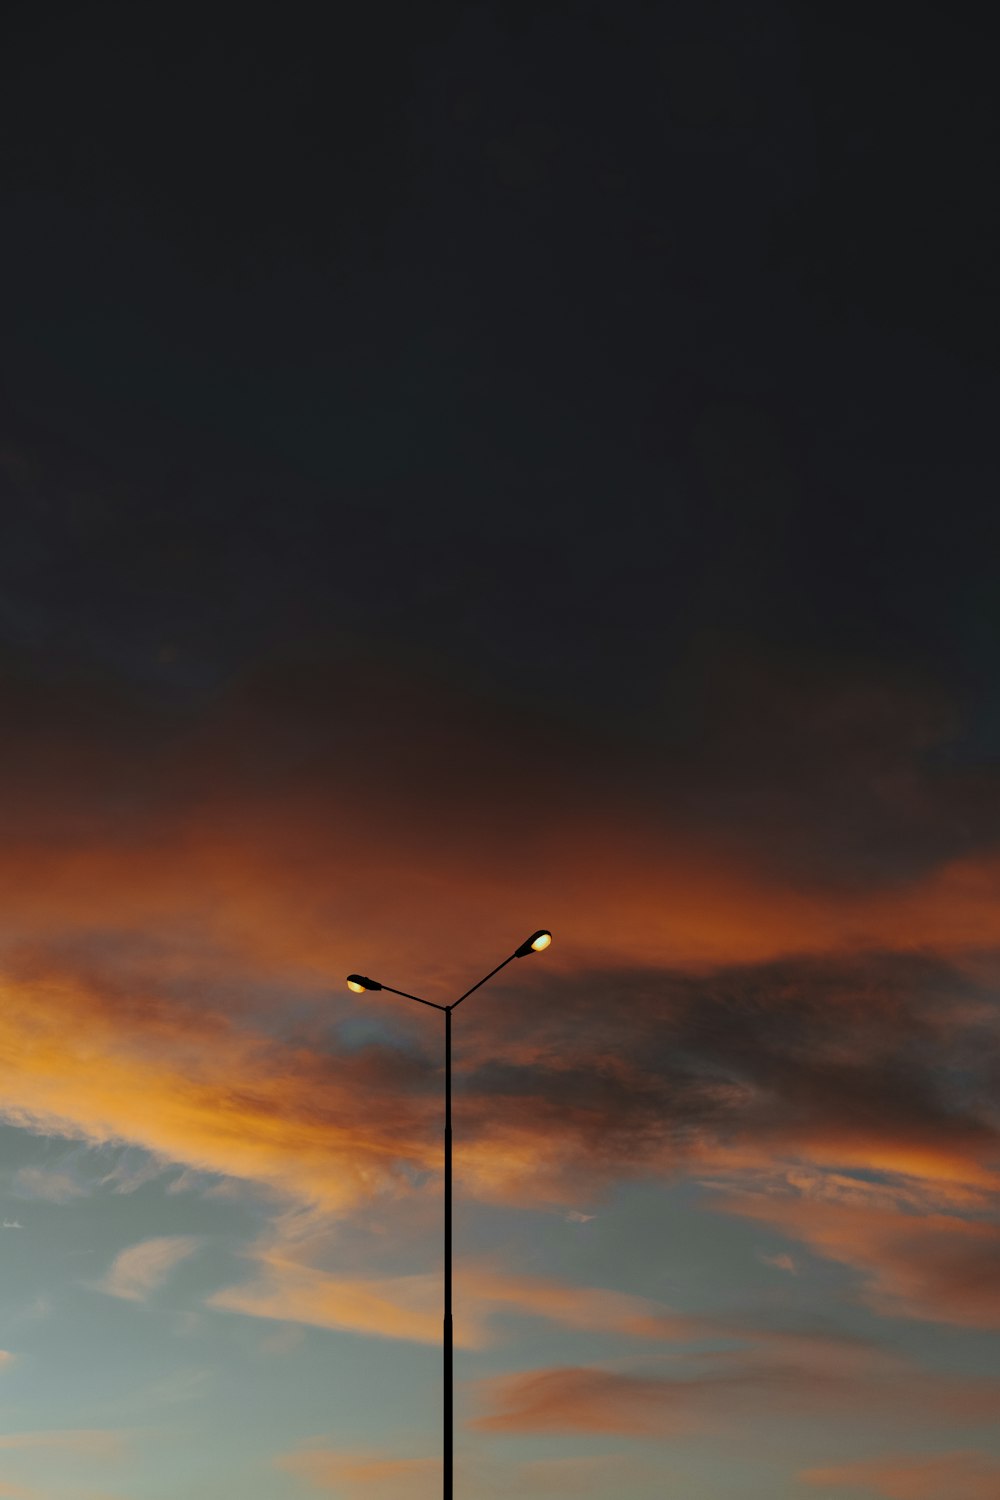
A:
[471, 1334, 1000, 1436]
[12, 1165, 85, 1203]
[0, 1429, 125, 1457]
[0, 1480, 39, 1500]
[274, 1446, 650, 1498]
[99, 1235, 201, 1302]
[471, 1365, 696, 1436]
[709, 1186, 1000, 1328]
[99, 1148, 166, 1195]
[209, 1261, 445, 1345]
[759, 1251, 797, 1273]
[800, 1451, 1000, 1499]
[208, 1256, 708, 1347]
[276, 1449, 440, 1500]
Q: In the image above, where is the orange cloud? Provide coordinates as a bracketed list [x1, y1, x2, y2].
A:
[471, 1365, 696, 1435]
[0, 650, 996, 1264]
[7, 813, 1000, 981]
[1, 655, 999, 1245]
[210, 1262, 447, 1345]
[274, 1446, 646, 1499]
[3, 649, 1000, 993]
[276, 1449, 440, 1500]
[1, 932, 997, 1249]
[472, 1346, 1000, 1436]
[800, 1451, 1000, 1500]
[709, 1188, 1000, 1328]
[209, 1255, 708, 1347]
[0, 969, 436, 1212]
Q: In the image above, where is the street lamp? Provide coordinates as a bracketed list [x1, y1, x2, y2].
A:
[346, 930, 552, 1500]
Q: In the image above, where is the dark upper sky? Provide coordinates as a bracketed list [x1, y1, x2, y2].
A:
[1, 2, 998, 892]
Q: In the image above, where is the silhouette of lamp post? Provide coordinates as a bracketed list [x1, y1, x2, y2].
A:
[346, 929, 552, 1500]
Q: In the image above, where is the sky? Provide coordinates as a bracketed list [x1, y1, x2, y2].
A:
[1, 3, 999, 1497]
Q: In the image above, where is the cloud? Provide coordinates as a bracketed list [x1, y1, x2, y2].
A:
[0, 968, 438, 1213]
[759, 1251, 797, 1272]
[208, 1255, 709, 1347]
[138, 1366, 213, 1405]
[470, 1328, 1000, 1435]
[210, 1261, 447, 1345]
[709, 1189, 1000, 1328]
[472, 1365, 695, 1436]
[274, 1446, 642, 1498]
[456, 1267, 708, 1342]
[259, 1323, 306, 1355]
[2, 650, 1000, 1005]
[0, 683, 998, 1290]
[99, 1149, 169, 1195]
[443, 941, 1000, 1206]
[1, 936, 998, 1275]
[0, 1350, 14, 1367]
[276, 1449, 440, 1500]
[800, 1451, 1000, 1499]
[99, 1235, 201, 1302]
[513, 1456, 648, 1494]
[0, 647, 996, 1248]
[12, 1165, 85, 1202]
[0, 1430, 124, 1457]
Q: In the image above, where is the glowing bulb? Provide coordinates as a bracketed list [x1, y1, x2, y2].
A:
[347, 979, 365, 993]
[515, 929, 552, 957]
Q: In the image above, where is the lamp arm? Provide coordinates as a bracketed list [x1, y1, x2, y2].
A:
[449, 951, 517, 1010]
[379, 984, 449, 1012]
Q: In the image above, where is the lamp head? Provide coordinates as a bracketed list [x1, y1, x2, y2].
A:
[514, 929, 552, 958]
[346, 974, 383, 993]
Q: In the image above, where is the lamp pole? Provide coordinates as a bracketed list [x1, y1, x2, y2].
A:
[444, 1002, 452, 1493]
[346, 930, 552, 1500]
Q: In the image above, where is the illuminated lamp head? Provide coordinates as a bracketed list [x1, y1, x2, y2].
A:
[514, 930, 552, 958]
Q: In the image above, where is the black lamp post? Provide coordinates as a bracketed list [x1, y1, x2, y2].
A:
[346, 929, 552, 1500]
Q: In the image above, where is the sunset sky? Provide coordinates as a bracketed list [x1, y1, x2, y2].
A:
[2, 4, 999, 1499]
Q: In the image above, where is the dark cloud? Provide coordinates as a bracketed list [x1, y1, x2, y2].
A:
[452, 950, 1000, 1198]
